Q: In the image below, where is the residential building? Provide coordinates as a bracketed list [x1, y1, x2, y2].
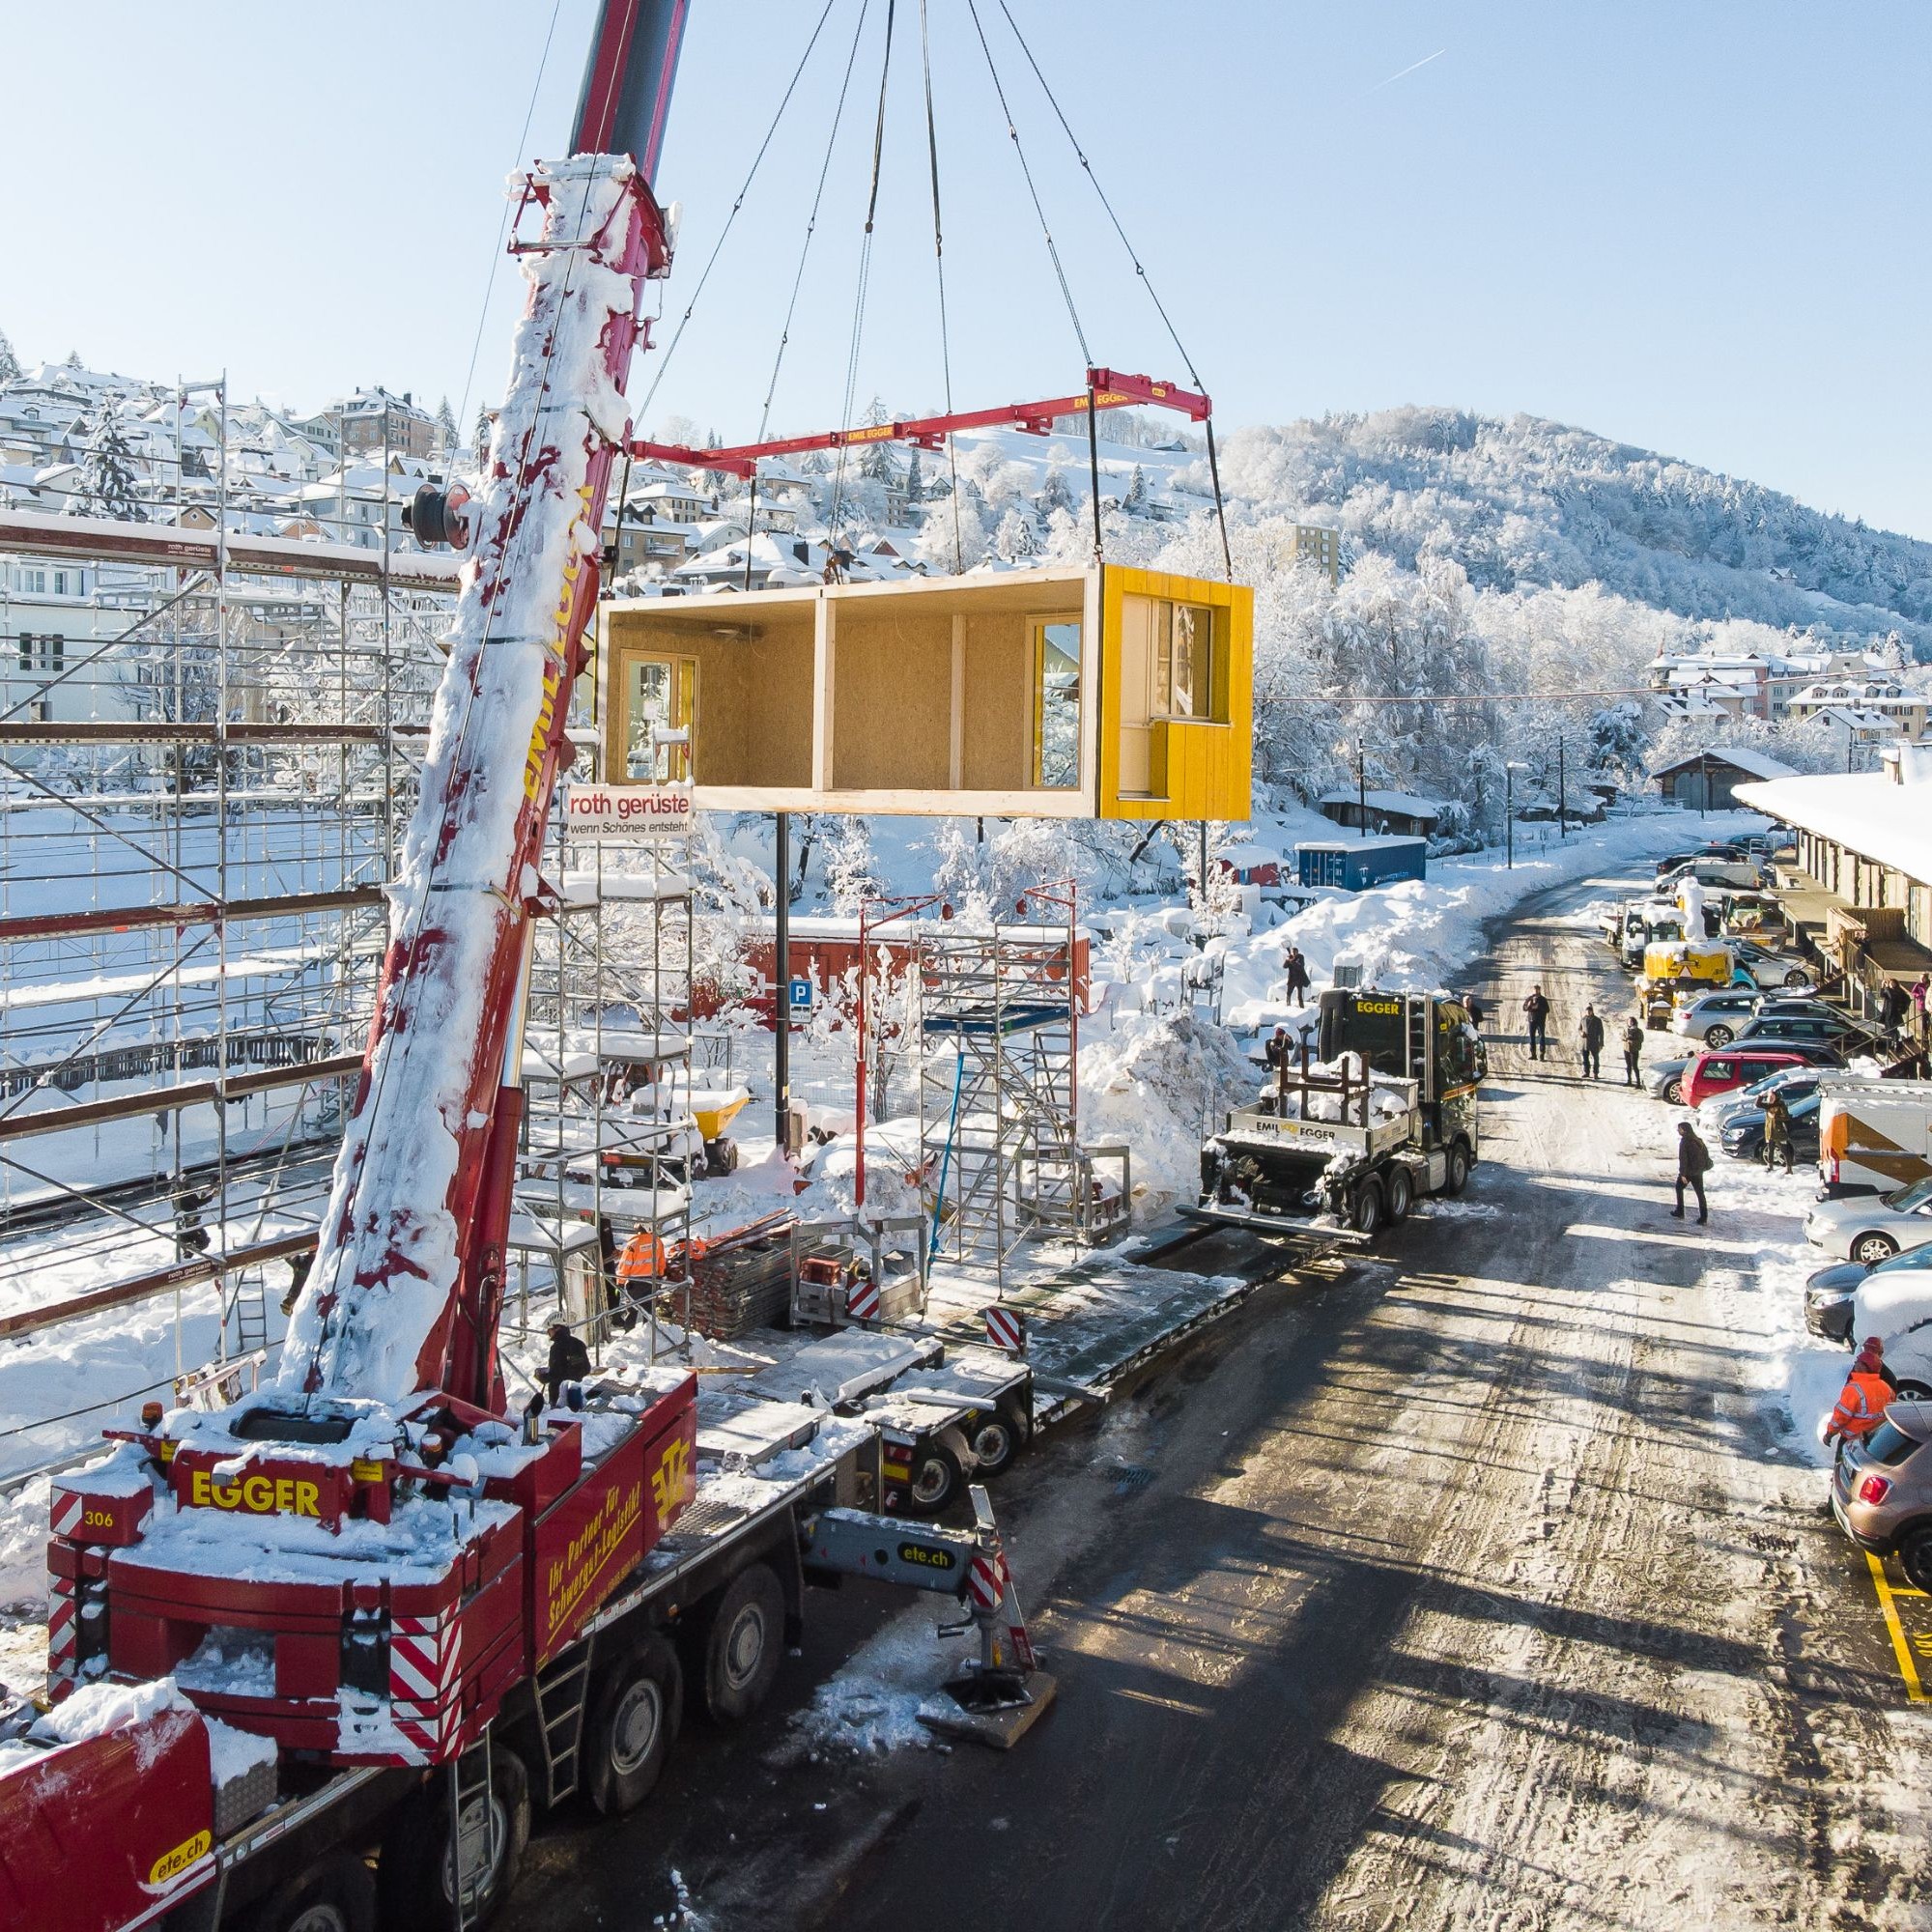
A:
[1317, 787, 1440, 838]
[327, 388, 437, 459]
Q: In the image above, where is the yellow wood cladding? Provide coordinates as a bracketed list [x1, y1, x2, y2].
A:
[599, 562, 1251, 821]
[1097, 565, 1252, 820]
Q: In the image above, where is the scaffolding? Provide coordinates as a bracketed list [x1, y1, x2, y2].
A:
[510, 816, 700, 1365]
[0, 384, 453, 1475]
[920, 888, 1130, 1285]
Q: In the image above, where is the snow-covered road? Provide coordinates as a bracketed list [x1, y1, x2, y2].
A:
[501, 862, 1932, 1932]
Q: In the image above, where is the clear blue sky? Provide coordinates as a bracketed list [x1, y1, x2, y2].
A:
[5, 2, 1928, 536]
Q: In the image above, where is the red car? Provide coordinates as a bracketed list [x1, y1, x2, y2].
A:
[1682, 1046, 1813, 1109]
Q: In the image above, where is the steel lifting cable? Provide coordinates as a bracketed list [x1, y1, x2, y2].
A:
[918, 0, 964, 572]
[748, 0, 875, 587]
[992, 0, 1234, 580]
[632, 0, 841, 426]
[455, 0, 567, 457]
[831, 0, 898, 539]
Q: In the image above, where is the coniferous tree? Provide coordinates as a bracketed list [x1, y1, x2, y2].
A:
[904, 448, 924, 503]
[69, 397, 145, 521]
[0, 327, 19, 384]
[1124, 464, 1149, 515]
[434, 395, 457, 452]
[472, 405, 493, 459]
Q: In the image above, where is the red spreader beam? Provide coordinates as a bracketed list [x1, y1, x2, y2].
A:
[629, 367, 1209, 479]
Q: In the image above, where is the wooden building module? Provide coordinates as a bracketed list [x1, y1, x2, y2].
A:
[598, 562, 1251, 820]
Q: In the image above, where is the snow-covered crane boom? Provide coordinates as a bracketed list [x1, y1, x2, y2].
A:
[280, 4, 685, 1410]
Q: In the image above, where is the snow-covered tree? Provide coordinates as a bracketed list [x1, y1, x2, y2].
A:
[858, 398, 898, 483]
[69, 398, 145, 521]
[993, 507, 1038, 563]
[904, 447, 924, 503]
[1124, 465, 1149, 516]
[434, 395, 457, 452]
[472, 405, 493, 460]
[0, 327, 19, 384]
[915, 492, 987, 574]
[822, 814, 879, 915]
[1038, 465, 1076, 518]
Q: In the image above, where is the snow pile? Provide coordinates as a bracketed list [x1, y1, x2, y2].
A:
[1080, 1009, 1255, 1220]
[795, 1119, 924, 1226]
[31, 1675, 190, 1759]
[780, 1604, 953, 1759]
[1218, 811, 1767, 1030]
[284, 155, 645, 1406]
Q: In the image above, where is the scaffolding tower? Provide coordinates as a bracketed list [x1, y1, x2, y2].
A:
[0, 386, 455, 1477]
[920, 888, 1129, 1285]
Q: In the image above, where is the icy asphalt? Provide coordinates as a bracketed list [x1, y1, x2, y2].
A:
[504, 866, 1932, 1932]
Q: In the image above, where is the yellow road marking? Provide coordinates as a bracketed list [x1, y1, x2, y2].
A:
[1865, 1551, 1927, 1702]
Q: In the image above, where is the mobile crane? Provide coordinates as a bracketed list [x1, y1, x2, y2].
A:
[0, 10, 1048, 1928]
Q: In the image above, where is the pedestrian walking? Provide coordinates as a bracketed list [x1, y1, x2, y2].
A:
[1762, 1087, 1795, 1174]
[1621, 1015, 1644, 1087]
[1283, 945, 1311, 1005]
[1579, 1005, 1605, 1080]
[1522, 986, 1551, 1060]
[1672, 1121, 1712, 1224]
[1825, 1338, 1897, 1448]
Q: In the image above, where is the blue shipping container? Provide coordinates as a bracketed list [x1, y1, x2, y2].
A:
[1294, 836, 1428, 892]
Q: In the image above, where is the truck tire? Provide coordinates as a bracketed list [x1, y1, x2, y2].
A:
[1443, 1143, 1471, 1197]
[1384, 1167, 1414, 1224]
[906, 1440, 962, 1516]
[694, 1560, 784, 1724]
[1349, 1179, 1383, 1236]
[967, 1406, 1024, 1478]
[585, 1635, 681, 1815]
[377, 1745, 528, 1932]
[241, 1849, 376, 1932]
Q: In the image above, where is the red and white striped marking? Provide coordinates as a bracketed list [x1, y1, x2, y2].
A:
[46, 1578, 76, 1686]
[983, 1305, 1026, 1353]
[845, 1275, 881, 1321]
[48, 1487, 83, 1541]
[967, 1551, 1006, 1612]
[389, 1612, 463, 1711]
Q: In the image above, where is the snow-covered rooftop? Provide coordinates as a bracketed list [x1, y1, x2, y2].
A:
[1318, 788, 1441, 820]
[1731, 769, 1932, 882]
[1650, 746, 1797, 781]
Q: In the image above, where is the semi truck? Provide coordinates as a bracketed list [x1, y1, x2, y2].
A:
[1190, 988, 1485, 1240]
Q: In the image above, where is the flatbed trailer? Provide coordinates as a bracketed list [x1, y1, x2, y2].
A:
[3, 1393, 1025, 1932]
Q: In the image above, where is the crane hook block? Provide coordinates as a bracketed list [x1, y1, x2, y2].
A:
[405, 481, 473, 552]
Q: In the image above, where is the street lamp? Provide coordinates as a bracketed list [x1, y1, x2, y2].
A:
[1505, 761, 1528, 869]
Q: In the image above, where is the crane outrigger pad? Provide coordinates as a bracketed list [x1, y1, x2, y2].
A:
[920, 1667, 1059, 1750]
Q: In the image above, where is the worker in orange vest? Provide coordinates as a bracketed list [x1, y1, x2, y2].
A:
[615, 1226, 667, 1291]
[1825, 1337, 1898, 1448]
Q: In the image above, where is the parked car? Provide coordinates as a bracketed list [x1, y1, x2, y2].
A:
[1808, 1247, 1932, 1348]
[1804, 1177, 1932, 1264]
[1805, 1260, 1871, 1341]
[1719, 1089, 1822, 1162]
[1830, 1401, 1932, 1590]
[1654, 845, 1746, 875]
[1734, 1011, 1884, 1057]
[1658, 859, 1763, 892]
[1698, 1065, 1821, 1135]
[1645, 1054, 1696, 1104]
[1730, 940, 1813, 990]
[1681, 1043, 1846, 1109]
[1672, 988, 1765, 1047]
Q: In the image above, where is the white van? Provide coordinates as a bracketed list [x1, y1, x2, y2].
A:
[1658, 859, 1763, 892]
[1818, 1078, 1932, 1200]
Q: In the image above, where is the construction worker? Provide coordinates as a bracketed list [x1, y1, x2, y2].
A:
[544, 1321, 591, 1406]
[173, 1184, 212, 1261]
[1825, 1338, 1897, 1448]
[1762, 1087, 1796, 1173]
[615, 1225, 667, 1320]
[1522, 986, 1551, 1061]
[1672, 1121, 1712, 1224]
[1621, 1014, 1645, 1087]
[1264, 1025, 1292, 1093]
[1579, 1005, 1605, 1080]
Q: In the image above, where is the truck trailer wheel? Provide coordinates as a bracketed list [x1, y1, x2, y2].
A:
[377, 1746, 528, 1932]
[1384, 1167, 1414, 1223]
[586, 1636, 682, 1815]
[1443, 1143, 1471, 1197]
[694, 1561, 785, 1723]
[906, 1441, 962, 1515]
[967, 1406, 1025, 1478]
[241, 1849, 376, 1932]
[1349, 1179, 1384, 1236]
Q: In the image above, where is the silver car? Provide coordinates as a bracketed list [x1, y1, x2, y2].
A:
[1804, 1178, 1932, 1265]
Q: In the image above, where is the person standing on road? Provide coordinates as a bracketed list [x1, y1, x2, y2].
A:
[1523, 986, 1551, 1061]
[1464, 991, 1486, 1029]
[1579, 1005, 1605, 1080]
[1672, 1121, 1712, 1224]
[1762, 1087, 1796, 1174]
[1283, 945, 1311, 1006]
[1825, 1338, 1897, 1448]
[1622, 1015, 1645, 1087]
